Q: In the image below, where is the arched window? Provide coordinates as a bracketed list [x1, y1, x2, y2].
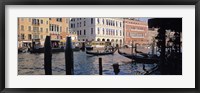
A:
[103, 28, 105, 35]
[106, 20, 108, 25]
[98, 28, 100, 34]
[97, 18, 100, 24]
[77, 30, 79, 35]
[106, 29, 108, 35]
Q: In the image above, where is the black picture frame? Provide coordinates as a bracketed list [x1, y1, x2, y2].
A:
[0, 0, 199, 93]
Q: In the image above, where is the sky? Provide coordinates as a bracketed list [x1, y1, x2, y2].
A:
[135, 18, 151, 22]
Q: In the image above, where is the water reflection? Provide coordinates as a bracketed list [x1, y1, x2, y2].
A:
[18, 48, 158, 75]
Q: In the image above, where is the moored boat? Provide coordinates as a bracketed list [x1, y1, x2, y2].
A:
[30, 47, 65, 53]
[85, 46, 93, 51]
[118, 49, 159, 64]
[86, 50, 114, 56]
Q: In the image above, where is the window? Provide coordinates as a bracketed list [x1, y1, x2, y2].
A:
[106, 29, 108, 35]
[40, 28, 43, 32]
[49, 18, 51, 20]
[28, 18, 31, 22]
[66, 19, 68, 23]
[106, 20, 108, 25]
[56, 18, 62, 22]
[28, 26, 31, 31]
[50, 24, 52, 31]
[84, 29, 86, 35]
[77, 30, 79, 35]
[32, 19, 40, 25]
[120, 22, 122, 27]
[46, 28, 48, 33]
[98, 28, 100, 34]
[33, 27, 39, 32]
[21, 34, 25, 40]
[57, 26, 59, 32]
[80, 30, 82, 35]
[71, 23, 73, 28]
[41, 20, 43, 24]
[41, 35, 43, 39]
[21, 18, 24, 21]
[120, 30, 122, 36]
[28, 34, 32, 40]
[60, 27, 62, 32]
[84, 21, 86, 26]
[102, 19, 104, 24]
[80, 22, 81, 27]
[97, 18, 100, 24]
[21, 25, 24, 31]
[116, 30, 118, 35]
[91, 18, 93, 24]
[91, 28, 93, 34]
[46, 21, 48, 24]
[103, 28, 104, 35]
[66, 27, 68, 32]
[77, 23, 79, 28]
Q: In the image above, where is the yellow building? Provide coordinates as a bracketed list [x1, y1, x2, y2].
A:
[18, 18, 49, 48]
[18, 18, 33, 48]
[18, 17, 77, 48]
[49, 18, 70, 47]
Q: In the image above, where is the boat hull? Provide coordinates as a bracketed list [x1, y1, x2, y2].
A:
[118, 49, 159, 64]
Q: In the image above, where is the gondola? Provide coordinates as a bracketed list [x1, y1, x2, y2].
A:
[86, 48, 117, 56]
[30, 48, 65, 53]
[86, 46, 93, 50]
[118, 49, 159, 64]
[86, 50, 114, 56]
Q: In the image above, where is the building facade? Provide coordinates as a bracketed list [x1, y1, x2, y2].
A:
[123, 18, 148, 45]
[18, 17, 77, 48]
[146, 28, 158, 45]
[18, 18, 50, 48]
[70, 18, 124, 46]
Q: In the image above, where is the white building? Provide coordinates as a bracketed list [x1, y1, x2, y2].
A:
[70, 18, 124, 46]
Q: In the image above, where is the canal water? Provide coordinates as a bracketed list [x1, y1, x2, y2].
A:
[18, 48, 159, 75]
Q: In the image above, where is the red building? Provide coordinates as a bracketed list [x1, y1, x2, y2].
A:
[123, 18, 148, 45]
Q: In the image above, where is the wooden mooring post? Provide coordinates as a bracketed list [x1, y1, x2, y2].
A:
[99, 58, 102, 75]
[65, 37, 74, 75]
[112, 63, 120, 75]
[131, 40, 134, 62]
[44, 36, 52, 75]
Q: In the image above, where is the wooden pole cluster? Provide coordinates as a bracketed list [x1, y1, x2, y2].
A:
[44, 36, 52, 75]
[65, 37, 74, 75]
